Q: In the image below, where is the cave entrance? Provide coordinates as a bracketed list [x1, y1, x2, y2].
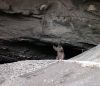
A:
[0, 39, 85, 64]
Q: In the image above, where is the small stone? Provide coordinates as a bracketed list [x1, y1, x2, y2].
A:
[87, 4, 97, 11]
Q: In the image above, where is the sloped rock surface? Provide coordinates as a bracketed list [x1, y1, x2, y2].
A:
[1, 60, 100, 86]
[0, 0, 99, 48]
[0, 45, 100, 86]
[0, 60, 56, 85]
[71, 44, 100, 62]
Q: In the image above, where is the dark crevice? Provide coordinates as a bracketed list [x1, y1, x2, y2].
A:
[63, 45, 85, 59]
[0, 39, 87, 64]
[0, 9, 42, 20]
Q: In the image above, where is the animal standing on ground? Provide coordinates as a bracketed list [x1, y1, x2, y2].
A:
[53, 44, 64, 60]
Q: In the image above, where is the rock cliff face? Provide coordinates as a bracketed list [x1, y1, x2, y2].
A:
[0, 1, 100, 85]
[0, 0, 100, 62]
[0, 0, 99, 47]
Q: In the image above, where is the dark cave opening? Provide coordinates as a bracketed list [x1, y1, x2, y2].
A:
[0, 39, 86, 64]
[63, 45, 85, 60]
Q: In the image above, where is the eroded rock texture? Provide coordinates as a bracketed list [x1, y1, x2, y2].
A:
[0, 0, 99, 62]
[0, 0, 100, 47]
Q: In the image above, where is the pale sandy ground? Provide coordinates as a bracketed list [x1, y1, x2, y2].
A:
[0, 60, 56, 85]
[0, 44, 100, 86]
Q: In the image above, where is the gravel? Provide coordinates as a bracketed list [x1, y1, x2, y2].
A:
[0, 60, 56, 80]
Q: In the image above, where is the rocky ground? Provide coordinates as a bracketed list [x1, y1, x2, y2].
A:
[0, 0, 100, 85]
[0, 0, 99, 63]
[0, 45, 100, 86]
[0, 60, 56, 85]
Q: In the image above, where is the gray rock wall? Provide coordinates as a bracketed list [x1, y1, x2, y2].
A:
[0, 0, 100, 48]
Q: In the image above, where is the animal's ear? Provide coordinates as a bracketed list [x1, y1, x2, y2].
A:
[53, 45, 56, 49]
[58, 44, 63, 48]
[53, 45, 57, 51]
